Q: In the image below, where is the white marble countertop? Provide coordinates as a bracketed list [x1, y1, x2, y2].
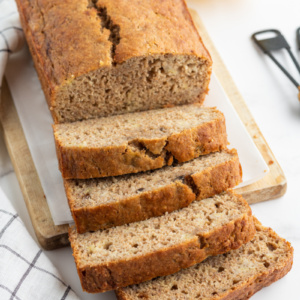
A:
[0, 0, 299, 299]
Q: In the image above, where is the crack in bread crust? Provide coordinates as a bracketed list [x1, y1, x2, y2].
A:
[89, 1, 121, 63]
[54, 106, 228, 179]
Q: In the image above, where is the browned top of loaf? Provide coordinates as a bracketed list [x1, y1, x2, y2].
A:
[18, 0, 210, 87]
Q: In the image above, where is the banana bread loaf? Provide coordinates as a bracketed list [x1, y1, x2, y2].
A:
[54, 105, 228, 179]
[116, 219, 293, 300]
[16, 0, 212, 123]
[65, 149, 242, 233]
[68, 191, 255, 293]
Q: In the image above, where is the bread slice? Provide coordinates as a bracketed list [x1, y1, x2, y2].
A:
[68, 191, 255, 293]
[53, 105, 227, 179]
[116, 219, 293, 300]
[16, 0, 212, 123]
[65, 149, 242, 233]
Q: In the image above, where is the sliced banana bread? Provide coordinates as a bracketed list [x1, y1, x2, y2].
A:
[53, 105, 227, 179]
[16, 0, 212, 123]
[69, 191, 255, 293]
[116, 219, 293, 300]
[65, 149, 242, 233]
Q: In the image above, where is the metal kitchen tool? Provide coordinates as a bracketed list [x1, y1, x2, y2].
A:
[252, 29, 300, 101]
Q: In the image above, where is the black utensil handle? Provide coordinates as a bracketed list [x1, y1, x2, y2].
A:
[252, 29, 300, 89]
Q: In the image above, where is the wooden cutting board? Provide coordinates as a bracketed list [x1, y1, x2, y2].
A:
[0, 10, 286, 250]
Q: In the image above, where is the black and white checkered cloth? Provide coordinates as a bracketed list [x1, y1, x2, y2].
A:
[0, 1, 79, 299]
[0, 188, 79, 300]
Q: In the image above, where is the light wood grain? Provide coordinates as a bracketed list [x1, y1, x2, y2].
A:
[0, 79, 69, 250]
[0, 11, 286, 250]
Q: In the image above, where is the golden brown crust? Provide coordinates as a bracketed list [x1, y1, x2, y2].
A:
[115, 290, 131, 300]
[191, 150, 243, 200]
[15, 0, 112, 122]
[69, 210, 256, 293]
[115, 220, 294, 300]
[15, 0, 212, 123]
[54, 113, 227, 179]
[15, 0, 55, 119]
[66, 149, 242, 233]
[216, 223, 294, 300]
[67, 182, 195, 233]
[219, 254, 293, 300]
[100, 0, 211, 64]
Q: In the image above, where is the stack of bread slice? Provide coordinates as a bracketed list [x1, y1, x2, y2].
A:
[53, 102, 293, 298]
[16, 0, 293, 298]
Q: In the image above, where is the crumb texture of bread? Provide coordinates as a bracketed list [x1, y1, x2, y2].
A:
[54, 105, 228, 179]
[68, 191, 255, 293]
[65, 150, 242, 233]
[116, 220, 293, 300]
[15, 0, 212, 123]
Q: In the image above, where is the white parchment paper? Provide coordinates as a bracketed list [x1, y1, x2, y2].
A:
[5, 45, 269, 225]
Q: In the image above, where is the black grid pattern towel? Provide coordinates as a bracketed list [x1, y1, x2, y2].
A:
[0, 188, 80, 300]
